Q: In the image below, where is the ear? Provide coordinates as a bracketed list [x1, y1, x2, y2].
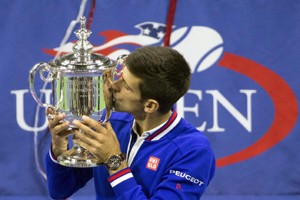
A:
[144, 99, 159, 113]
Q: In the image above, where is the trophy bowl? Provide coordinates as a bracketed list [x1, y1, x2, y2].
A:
[29, 16, 122, 167]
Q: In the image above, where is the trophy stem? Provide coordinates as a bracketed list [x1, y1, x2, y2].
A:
[57, 143, 101, 168]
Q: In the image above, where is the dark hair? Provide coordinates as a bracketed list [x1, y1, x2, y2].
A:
[125, 46, 191, 113]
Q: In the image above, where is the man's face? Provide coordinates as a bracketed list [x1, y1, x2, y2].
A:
[112, 67, 145, 117]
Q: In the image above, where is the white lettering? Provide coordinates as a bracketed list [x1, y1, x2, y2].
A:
[206, 90, 256, 132]
[186, 175, 191, 180]
[11, 89, 51, 132]
[193, 179, 200, 184]
[176, 89, 256, 133]
[169, 170, 204, 186]
[147, 163, 157, 169]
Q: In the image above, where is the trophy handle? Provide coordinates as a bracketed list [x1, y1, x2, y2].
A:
[29, 62, 56, 110]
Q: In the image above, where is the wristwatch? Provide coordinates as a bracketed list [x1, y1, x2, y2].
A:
[104, 153, 126, 170]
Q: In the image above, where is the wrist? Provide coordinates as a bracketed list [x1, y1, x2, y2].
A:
[108, 161, 128, 176]
[51, 142, 67, 158]
[104, 153, 127, 175]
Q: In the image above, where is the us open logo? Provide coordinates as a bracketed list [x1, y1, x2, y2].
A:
[40, 22, 299, 168]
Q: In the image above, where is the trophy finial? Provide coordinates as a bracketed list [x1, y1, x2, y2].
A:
[80, 16, 86, 28]
[73, 16, 93, 63]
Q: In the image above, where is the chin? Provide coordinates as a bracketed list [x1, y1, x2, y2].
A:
[113, 105, 128, 113]
[112, 102, 121, 112]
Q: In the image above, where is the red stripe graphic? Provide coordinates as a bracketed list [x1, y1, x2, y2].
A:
[217, 52, 298, 167]
[108, 167, 131, 182]
[146, 111, 178, 141]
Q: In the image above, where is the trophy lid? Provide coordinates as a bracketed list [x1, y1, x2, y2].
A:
[48, 16, 117, 73]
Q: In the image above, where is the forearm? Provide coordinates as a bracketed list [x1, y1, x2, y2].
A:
[45, 151, 93, 199]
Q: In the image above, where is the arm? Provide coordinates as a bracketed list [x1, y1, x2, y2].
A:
[45, 151, 93, 199]
[107, 146, 215, 200]
[45, 108, 93, 199]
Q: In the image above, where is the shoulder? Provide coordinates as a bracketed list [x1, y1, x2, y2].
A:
[172, 118, 215, 164]
[166, 118, 216, 187]
[171, 118, 213, 154]
[170, 117, 209, 144]
[109, 111, 134, 131]
[110, 111, 134, 123]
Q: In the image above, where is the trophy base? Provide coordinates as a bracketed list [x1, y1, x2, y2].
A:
[57, 144, 102, 168]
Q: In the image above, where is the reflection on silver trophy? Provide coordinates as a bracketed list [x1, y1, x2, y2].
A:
[29, 16, 124, 168]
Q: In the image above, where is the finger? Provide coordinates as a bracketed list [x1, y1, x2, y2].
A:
[107, 78, 113, 85]
[73, 136, 92, 152]
[46, 110, 54, 122]
[103, 121, 113, 132]
[57, 127, 73, 137]
[46, 107, 57, 121]
[48, 113, 67, 128]
[82, 116, 106, 133]
[46, 107, 54, 115]
[103, 68, 113, 79]
[73, 139, 99, 159]
[51, 121, 70, 135]
[72, 119, 101, 139]
[73, 129, 97, 147]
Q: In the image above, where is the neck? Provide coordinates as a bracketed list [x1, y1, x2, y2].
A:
[134, 110, 172, 136]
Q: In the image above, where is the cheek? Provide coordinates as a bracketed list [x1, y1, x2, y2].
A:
[125, 96, 143, 108]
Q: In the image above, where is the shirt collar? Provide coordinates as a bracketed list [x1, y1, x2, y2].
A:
[131, 111, 179, 141]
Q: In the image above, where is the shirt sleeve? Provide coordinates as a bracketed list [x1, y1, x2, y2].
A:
[107, 146, 215, 200]
[45, 149, 93, 199]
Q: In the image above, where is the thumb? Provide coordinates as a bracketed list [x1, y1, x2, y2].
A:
[103, 121, 114, 132]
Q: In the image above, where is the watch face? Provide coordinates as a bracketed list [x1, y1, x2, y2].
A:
[107, 155, 122, 170]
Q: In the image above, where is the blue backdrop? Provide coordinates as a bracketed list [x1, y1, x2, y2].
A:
[0, 0, 299, 199]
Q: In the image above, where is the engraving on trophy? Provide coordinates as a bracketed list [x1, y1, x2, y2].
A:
[51, 75, 105, 124]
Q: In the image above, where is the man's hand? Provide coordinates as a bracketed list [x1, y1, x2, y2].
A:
[72, 116, 127, 173]
[46, 107, 71, 158]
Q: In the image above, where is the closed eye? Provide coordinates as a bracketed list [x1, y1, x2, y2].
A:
[122, 77, 133, 91]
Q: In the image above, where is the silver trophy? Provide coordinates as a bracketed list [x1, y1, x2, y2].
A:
[29, 16, 123, 168]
